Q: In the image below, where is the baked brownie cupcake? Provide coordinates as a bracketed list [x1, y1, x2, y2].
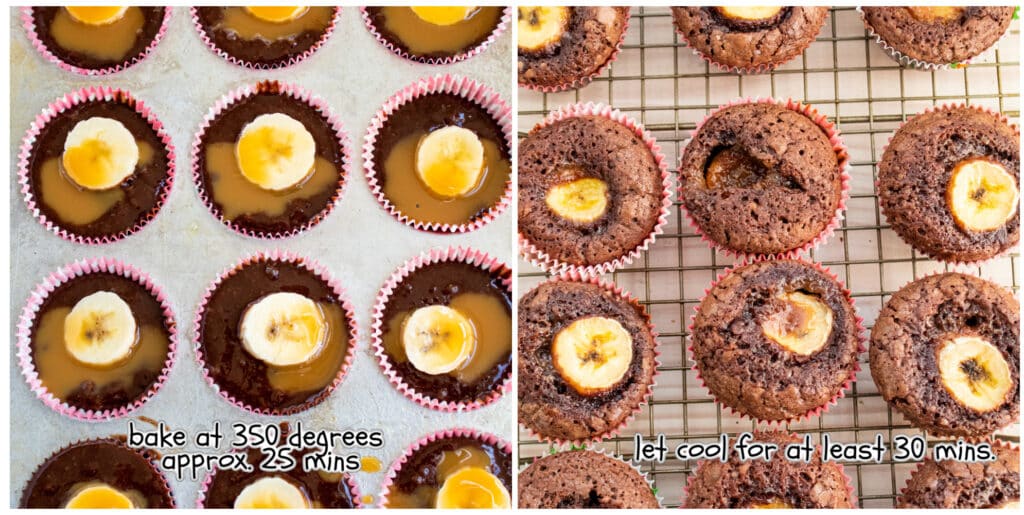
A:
[193, 81, 348, 239]
[19, 87, 174, 244]
[365, 76, 511, 233]
[878, 105, 1019, 263]
[519, 276, 658, 443]
[24, 7, 168, 74]
[381, 429, 512, 509]
[671, 7, 828, 73]
[679, 100, 846, 257]
[860, 7, 1015, 68]
[684, 431, 853, 508]
[373, 248, 512, 411]
[518, 7, 629, 91]
[519, 106, 669, 274]
[21, 437, 174, 508]
[363, 7, 507, 64]
[195, 253, 356, 415]
[899, 440, 1019, 508]
[518, 450, 659, 508]
[17, 259, 175, 420]
[192, 6, 337, 69]
[690, 259, 861, 422]
[199, 424, 360, 509]
[870, 273, 1019, 438]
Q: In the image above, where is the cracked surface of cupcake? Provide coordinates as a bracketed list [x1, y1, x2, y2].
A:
[870, 272, 1019, 438]
[899, 442, 1019, 508]
[364, 6, 504, 62]
[517, 450, 659, 508]
[193, 6, 336, 68]
[861, 6, 1014, 66]
[671, 6, 828, 71]
[878, 105, 1019, 262]
[518, 6, 629, 90]
[28, 7, 167, 72]
[690, 260, 860, 422]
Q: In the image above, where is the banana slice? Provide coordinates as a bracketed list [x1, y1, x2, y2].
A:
[65, 484, 134, 509]
[997, 500, 1021, 509]
[705, 146, 767, 189]
[240, 292, 327, 367]
[401, 305, 476, 375]
[65, 6, 128, 25]
[64, 291, 138, 368]
[436, 466, 511, 509]
[906, 6, 964, 22]
[234, 476, 310, 509]
[410, 6, 476, 26]
[545, 178, 609, 223]
[937, 336, 1012, 413]
[62, 117, 140, 191]
[762, 291, 833, 356]
[236, 113, 317, 192]
[244, 6, 309, 23]
[716, 6, 783, 21]
[752, 499, 792, 509]
[518, 7, 570, 53]
[551, 316, 633, 396]
[414, 126, 485, 199]
[947, 157, 1019, 233]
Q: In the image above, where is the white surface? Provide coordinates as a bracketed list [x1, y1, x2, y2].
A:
[9, 6, 514, 507]
[518, 7, 1019, 508]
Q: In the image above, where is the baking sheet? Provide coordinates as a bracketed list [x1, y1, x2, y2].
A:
[517, 7, 1020, 508]
[8, 6, 514, 507]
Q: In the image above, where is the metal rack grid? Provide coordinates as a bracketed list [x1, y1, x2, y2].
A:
[517, 7, 1020, 509]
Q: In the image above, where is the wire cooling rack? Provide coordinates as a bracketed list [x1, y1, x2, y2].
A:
[517, 7, 1020, 508]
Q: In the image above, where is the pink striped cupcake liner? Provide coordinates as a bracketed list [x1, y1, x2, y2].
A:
[681, 430, 858, 508]
[856, 7, 1011, 70]
[21, 6, 171, 76]
[379, 427, 512, 509]
[519, 271, 661, 447]
[190, 6, 340, 70]
[371, 246, 512, 412]
[18, 86, 176, 245]
[519, 448, 663, 508]
[687, 257, 866, 427]
[519, 8, 631, 92]
[191, 80, 351, 240]
[679, 97, 851, 262]
[195, 455, 363, 508]
[519, 102, 674, 277]
[21, 437, 176, 508]
[897, 438, 1018, 508]
[363, 74, 513, 234]
[361, 6, 510, 65]
[16, 257, 177, 422]
[673, 8, 827, 74]
[192, 250, 359, 416]
[877, 103, 1020, 266]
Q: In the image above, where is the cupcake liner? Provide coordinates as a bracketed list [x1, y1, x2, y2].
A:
[518, 102, 674, 277]
[195, 456, 363, 508]
[897, 438, 1019, 507]
[379, 428, 512, 509]
[16, 257, 178, 422]
[674, 9, 824, 75]
[190, 6, 340, 70]
[192, 250, 358, 416]
[687, 257, 866, 427]
[361, 6, 510, 65]
[681, 430, 858, 508]
[22, 436, 176, 508]
[519, 10, 631, 92]
[18, 86, 177, 245]
[679, 97, 851, 262]
[191, 80, 351, 240]
[520, 447, 664, 508]
[877, 103, 1021, 266]
[856, 7, 1009, 70]
[21, 6, 171, 76]
[519, 271, 661, 447]
[363, 74, 513, 234]
[371, 246, 512, 412]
